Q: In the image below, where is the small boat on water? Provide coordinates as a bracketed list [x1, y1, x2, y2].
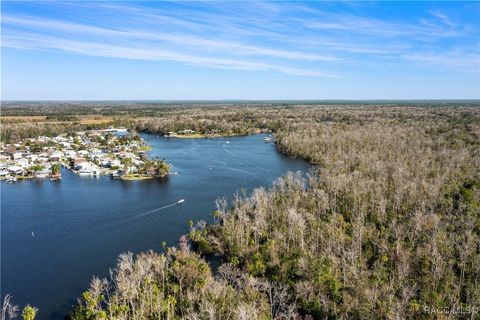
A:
[177, 199, 185, 204]
[7, 176, 17, 183]
[50, 173, 62, 181]
[78, 169, 93, 176]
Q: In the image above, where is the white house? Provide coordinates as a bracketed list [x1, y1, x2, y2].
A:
[35, 168, 51, 178]
[77, 150, 90, 157]
[64, 150, 77, 158]
[7, 166, 24, 175]
[50, 152, 63, 161]
[110, 159, 121, 167]
[17, 158, 30, 168]
[12, 152, 22, 160]
[26, 154, 39, 161]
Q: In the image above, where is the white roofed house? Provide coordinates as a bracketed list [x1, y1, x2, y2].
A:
[178, 129, 195, 135]
[38, 155, 50, 163]
[17, 158, 30, 168]
[133, 159, 144, 167]
[7, 165, 25, 176]
[54, 136, 68, 142]
[11, 152, 22, 160]
[0, 170, 8, 179]
[26, 154, 39, 162]
[73, 158, 87, 170]
[50, 151, 64, 162]
[109, 159, 121, 168]
[123, 152, 136, 160]
[90, 148, 104, 160]
[65, 150, 77, 158]
[35, 168, 51, 178]
[100, 159, 111, 168]
[75, 161, 100, 176]
[77, 150, 90, 158]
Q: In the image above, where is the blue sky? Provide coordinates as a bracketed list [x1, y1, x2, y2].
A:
[1, 1, 479, 100]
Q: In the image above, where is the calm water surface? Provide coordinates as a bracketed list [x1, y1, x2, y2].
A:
[1, 134, 309, 319]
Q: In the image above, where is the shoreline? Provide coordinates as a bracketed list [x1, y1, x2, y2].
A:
[169, 133, 244, 139]
[163, 131, 270, 139]
[121, 174, 154, 181]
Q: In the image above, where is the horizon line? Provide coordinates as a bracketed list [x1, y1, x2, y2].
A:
[2, 99, 480, 103]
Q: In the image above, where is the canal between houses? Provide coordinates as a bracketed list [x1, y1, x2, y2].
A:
[1, 133, 310, 319]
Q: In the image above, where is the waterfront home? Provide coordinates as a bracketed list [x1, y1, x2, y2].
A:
[126, 166, 139, 174]
[111, 170, 123, 179]
[76, 162, 98, 176]
[7, 166, 24, 176]
[0, 170, 8, 179]
[133, 159, 144, 167]
[178, 129, 195, 134]
[35, 168, 51, 178]
[73, 158, 87, 170]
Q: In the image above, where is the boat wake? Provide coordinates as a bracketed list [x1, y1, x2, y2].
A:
[97, 199, 185, 230]
[141, 201, 178, 216]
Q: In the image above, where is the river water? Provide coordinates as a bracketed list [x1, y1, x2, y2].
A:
[1, 133, 309, 319]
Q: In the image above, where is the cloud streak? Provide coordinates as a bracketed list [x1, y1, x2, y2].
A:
[3, 32, 337, 77]
[1, 1, 478, 77]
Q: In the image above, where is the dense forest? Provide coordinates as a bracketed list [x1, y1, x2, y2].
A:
[1, 103, 479, 319]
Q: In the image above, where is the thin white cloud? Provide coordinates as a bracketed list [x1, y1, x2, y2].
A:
[402, 52, 480, 72]
[1, 1, 477, 77]
[2, 33, 337, 77]
[5, 15, 339, 61]
[429, 11, 456, 28]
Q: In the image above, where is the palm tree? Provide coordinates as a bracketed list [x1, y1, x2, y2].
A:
[51, 164, 61, 175]
[121, 157, 133, 173]
[21, 305, 37, 320]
